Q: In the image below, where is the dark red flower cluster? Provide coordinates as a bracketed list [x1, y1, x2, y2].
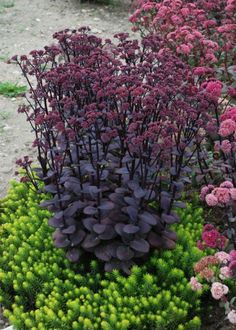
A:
[197, 224, 227, 250]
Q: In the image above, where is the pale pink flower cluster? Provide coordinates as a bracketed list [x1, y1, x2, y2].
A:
[201, 182, 236, 207]
[219, 119, 236, 137]
[189, 277, 203, 291]
[211, 282, 229, 299]
[228, 310, 236, 324]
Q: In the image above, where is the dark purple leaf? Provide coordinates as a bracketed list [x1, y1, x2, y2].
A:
[89, 186, 102, 195]
[62, 225, 76, 234]
[124, 197, 138, 207]
[163, 238, 176, 249]
[115, 188, 128, 194]
[83, 206, 97, 215]
[104, 260, 121, 272]
[115, 223, 126, 235]
[173, 181, 184, 191]
[116, 245, 134, 261]
[65, 217, 76, 226]
[66, 248, 81, 262]
[64, 201, 86, 217]
[93, 224, 107, 234]
[98, 201, 114, 211]
[70, 229, 86, 246]
[127, 180, 139, 191]
[81, 234, 101, 249]
[115, 167, 129, 175]
[54, 232, 70, 248]
[173, 201, 186, 209]
[99, 226, 116, 240]
[162, 230, 177, 242]
[95, 245, 112, 261]
[100, 217, 114, 225]
[161, 213, 177, 224]
[85, 164, 96, 174]
[126, 206, 138, 222]
[144, 189, 156, 200]
[160, 197, 171, 211]
[139, 212, 158, 225]
[59, 194, 71, 202]
[48, 212, 64, 228]
[123, 224, 140, 234]
[109, 193, 125, 206]
[138, 221, 151, 234]
[44, 184, 58, 193]
[100, 170, 109, 180]
[148, 231, 163, 248]
[134, 187, 146, 199]
[82, 218, 97, 231]
[40, 200, 54, 208]
[130, 239, 150, 253]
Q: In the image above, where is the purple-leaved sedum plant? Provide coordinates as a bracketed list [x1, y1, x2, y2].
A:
[13, 27, 211, 273]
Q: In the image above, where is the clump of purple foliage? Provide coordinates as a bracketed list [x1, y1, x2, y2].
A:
[13, 27, 212, 273]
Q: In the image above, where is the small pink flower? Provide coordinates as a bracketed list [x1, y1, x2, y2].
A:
[219, 119, 236, 137]
[205, 193, 218, 206]
[202, 230, 219, 248]
[219, 266, 232, 279]
[215, 251, 231, 263]
[213, 188, 231, 204]
[200, 186, 210, 201]
[189, 277, 202, 291]
[229, 260, 236, 271]
[197, 240, 205, 250]
[230, 188, 236, 201]
[228, 310, 236, 325]
[221, 140, 232, 154]
[204, 224, 215, 231]
[211, 282, 229, 300]
[220, 181, 234, 189]
[230, 250, 236, 260]
[205, 81, 222, 98]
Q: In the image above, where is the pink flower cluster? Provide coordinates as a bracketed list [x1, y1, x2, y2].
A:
[192, 226, 236, 325]
[197, 224, 227, 250]
[189, 276, 202, 291]
[200, 182, 236, 207]
[218, 108, 236, 148]
[130, 0, 236, 68]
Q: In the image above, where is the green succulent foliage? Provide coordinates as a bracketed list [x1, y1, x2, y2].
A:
[0, 182, 204, 330]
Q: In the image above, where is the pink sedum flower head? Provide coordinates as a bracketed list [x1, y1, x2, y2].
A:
[230, 250, 236, 261]
[205, 193, 218, 206]
[228, 310, 236, 325]
[220, 181, 234, 189]
[230, 188, 236, 201]
[205, 80, 222, 99]
[221, 140, 232, 154]
[215, 251, 231, 264]
[219, 119, 236, 137]
[211, 282, 229, 300]
[213, 187, 231, 204]
[219, 266, 232, 280]
[189, 277, 202, 291]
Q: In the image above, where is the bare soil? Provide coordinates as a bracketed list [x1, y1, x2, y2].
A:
[0, 0, 134, 199]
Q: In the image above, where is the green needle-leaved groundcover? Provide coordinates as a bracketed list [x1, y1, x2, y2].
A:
[0, 182, 205, 329]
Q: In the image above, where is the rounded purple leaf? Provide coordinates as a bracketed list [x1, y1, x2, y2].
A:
[130, 239, 150, 253]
